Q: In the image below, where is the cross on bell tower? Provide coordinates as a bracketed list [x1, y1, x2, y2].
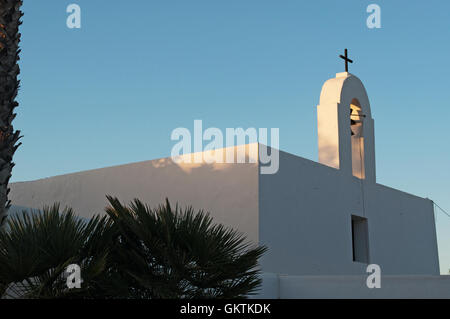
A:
[339, 48, 353, 72]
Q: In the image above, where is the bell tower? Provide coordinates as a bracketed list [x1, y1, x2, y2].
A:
[317, 71, 376, 182]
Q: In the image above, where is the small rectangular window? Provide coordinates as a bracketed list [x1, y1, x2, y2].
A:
[351, 215, 369, 263]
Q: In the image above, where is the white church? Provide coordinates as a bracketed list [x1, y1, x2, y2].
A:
[9, 70, 450, 298]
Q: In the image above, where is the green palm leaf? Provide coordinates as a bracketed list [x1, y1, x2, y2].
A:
[0, 204, 113, 298]
[105, 196, 267, 299]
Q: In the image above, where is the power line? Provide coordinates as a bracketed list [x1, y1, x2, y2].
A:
[432, 201, 450, 219]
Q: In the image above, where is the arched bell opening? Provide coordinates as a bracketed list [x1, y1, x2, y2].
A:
[350, 98, 365, 179]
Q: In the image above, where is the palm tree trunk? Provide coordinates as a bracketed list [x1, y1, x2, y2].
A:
[0, 0, 23, 226]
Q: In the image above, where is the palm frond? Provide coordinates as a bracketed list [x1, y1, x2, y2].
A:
[0, 204, 113, 298]
[105, 196, 267, 299]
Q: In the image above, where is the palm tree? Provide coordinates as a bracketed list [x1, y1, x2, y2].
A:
[0, 0, 23, 226]
[0, 204, 114, 298]
[0, 198, 267, 298]
[105, 197, 267, 298]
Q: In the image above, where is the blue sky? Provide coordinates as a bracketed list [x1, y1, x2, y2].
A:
[15, 1, 450, 273]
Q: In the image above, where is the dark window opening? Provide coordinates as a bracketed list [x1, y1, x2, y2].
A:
[351, 215, 369, 263]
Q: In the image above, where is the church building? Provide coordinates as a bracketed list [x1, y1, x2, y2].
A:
[9, 69, 442, 295]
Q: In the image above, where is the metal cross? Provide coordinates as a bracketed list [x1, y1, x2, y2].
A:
[339, 48, 353, 72]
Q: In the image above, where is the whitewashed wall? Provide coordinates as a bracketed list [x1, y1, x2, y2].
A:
[259, 150, 439, 276]
[9, 145, 260, 243]
[9, 145, 440, 277]
[251, 273, 450, 299]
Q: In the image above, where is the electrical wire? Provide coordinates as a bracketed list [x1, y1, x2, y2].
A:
[433, 201, 450, 219]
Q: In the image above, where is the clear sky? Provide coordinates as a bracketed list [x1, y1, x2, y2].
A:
[14, 1, 450, 273]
